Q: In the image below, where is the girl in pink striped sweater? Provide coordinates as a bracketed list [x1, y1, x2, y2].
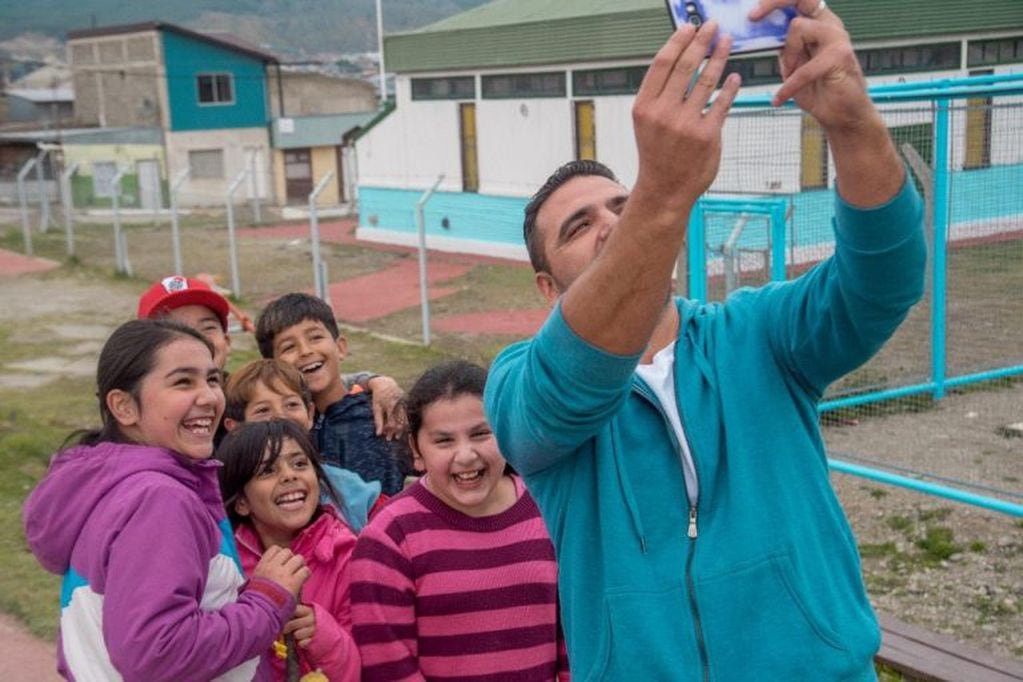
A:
[350, 360, 569, 681]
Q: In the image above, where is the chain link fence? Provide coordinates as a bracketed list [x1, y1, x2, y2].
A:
[690, 84, 1023, 509]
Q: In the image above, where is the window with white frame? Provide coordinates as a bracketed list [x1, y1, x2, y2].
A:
[188, 149, 225, 179]
[197, 73, 234, 105]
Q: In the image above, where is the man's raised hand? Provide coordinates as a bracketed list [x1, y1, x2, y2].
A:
[631, 21, 741, 214]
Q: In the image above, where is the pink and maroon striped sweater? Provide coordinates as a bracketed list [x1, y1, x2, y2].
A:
[350, 475, 569, 681]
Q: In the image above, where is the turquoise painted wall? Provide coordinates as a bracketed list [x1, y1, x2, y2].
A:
[162, 30, 268, 131]
[358, 187, 526, 246]
[359, 162, 1023, 252]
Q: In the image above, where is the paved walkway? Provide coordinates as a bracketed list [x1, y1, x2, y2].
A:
[328, 260, 472, 323]
[0, 249, 59, 278]
[0, 615, 59, 681]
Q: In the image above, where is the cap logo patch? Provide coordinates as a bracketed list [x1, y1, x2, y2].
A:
[161, 276, 188, 293]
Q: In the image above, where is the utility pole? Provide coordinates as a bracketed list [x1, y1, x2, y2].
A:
[375, 0, 386, 105]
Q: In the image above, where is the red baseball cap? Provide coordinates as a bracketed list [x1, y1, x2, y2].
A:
[137, 275, 230, 331]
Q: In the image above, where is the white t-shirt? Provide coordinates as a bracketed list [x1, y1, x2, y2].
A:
[634, 341, 699, 506]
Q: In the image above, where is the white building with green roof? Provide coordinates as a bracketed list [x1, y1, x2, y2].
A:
[354, 0, 1023, 260]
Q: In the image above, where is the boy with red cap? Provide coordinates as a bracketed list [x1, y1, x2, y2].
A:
[138, 276, 404, 438]
[138, 275, 233, 370]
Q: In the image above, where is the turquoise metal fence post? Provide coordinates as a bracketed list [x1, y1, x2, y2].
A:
[770, 199, 787, 282]
[931, 97, 951, 400]
[688, 200, 706, 301]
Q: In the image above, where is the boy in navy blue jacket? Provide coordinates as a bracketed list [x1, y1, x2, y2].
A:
[256, 293, 409, 496]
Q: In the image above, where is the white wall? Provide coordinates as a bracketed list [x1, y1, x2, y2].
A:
[357, 77, 464, 193]
[477, 98, 574, 196]
[165, 127, 271, 206]
[357, 56, 1023, 200]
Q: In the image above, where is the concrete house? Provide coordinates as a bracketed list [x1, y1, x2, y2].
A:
[67, 21, 279, 207]
[267, 71, 379, 207]
[354, 0, 1023, 260]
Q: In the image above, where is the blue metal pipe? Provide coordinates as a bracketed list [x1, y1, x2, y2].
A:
[931, 101, 950, 400]
[945, 364, 1023, 388]
[689, 205, 706, 302]
[818, 365, 1023, 412]
[733, 80, 1023, 109]
[829, 458, 1023, 517]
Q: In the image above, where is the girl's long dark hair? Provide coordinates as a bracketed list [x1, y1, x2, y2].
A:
[67, 319, 214, 449]
[215, 419, 342, 528]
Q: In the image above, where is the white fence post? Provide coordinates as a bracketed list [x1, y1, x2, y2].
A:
[225, 169, 248, 297]
[416, 174, 445, 346]
[35, 148, 50, 232]
[111, 168, 128, 274]
[16, 156, 39, 256]
[169, 168, 190, 275]
[247, 148, 262, 224]
[61, 162, 80, 258]
[308, 171, 335, 302]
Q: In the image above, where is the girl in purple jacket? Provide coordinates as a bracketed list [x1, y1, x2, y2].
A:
[23, 319, 310, 681]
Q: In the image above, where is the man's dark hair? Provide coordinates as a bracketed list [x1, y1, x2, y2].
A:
[255, 292, 339, 359]
[523, 160, 618, 273]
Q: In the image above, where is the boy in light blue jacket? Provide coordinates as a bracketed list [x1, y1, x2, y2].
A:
[485, 3, 926, 680]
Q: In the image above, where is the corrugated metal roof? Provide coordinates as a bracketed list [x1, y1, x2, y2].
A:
[386, 0, 1023, 73]
[3, 88, 74, 103]
[271, 111, 378, 149]
[0, 126, 162, 144]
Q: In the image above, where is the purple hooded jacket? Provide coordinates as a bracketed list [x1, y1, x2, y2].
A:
[23, 442, 296, 681]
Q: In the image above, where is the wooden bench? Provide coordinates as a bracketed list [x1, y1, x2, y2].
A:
[877, 612, 1023, 681]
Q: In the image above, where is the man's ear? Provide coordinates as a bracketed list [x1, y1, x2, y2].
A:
[106, 389, 139, 427]
[223, 417, 240, 432]
[534, 272, 560, 308]
[335, 334, 348, 363]
[234, 495, 252, 518]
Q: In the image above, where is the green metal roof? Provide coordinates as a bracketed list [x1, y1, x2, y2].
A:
[271, 112, 377, 149]
[386, 0, 1023, 73]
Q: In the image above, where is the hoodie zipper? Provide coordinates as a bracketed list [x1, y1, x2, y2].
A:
[632, 380, 710, 681]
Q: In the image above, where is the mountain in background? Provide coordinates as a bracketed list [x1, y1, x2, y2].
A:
[0, 0, 492, 59]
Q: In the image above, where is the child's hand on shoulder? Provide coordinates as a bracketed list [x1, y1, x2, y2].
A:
[368, 375, 405, 440]
[252, 545, 310, 599]
[284, 603, 316, 648]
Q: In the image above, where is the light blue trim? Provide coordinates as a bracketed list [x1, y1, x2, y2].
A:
[61, 567, 89, 609]
[218, 517, 244, 575]
[358, 186, 526, 246]
[829, 458, 1023, 517]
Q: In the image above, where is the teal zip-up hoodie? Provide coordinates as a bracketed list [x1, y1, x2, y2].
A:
[485, 180, 925, 681]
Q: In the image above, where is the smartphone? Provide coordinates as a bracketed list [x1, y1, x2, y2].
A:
[664, 0, 796, 55]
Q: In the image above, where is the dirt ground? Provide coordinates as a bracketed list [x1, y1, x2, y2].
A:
[1, 267, 1020, 665]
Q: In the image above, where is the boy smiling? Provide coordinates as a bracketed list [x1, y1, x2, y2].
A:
[256, 293, 409, 496]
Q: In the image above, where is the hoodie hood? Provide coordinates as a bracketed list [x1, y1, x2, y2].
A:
[23, 442, 224, 575]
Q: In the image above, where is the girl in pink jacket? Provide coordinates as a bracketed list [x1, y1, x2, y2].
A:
[218, 419, 361, 681]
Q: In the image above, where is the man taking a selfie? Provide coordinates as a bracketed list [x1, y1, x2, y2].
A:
[485, 0, 925, 679]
